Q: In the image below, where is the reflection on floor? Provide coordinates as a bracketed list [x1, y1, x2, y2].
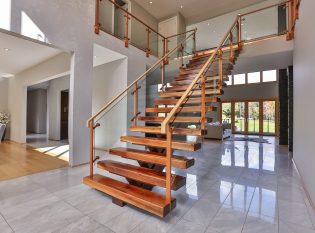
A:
[26, 133, 69, 162]
[0, 135, 314, 233]
[0, 141, 68, 181]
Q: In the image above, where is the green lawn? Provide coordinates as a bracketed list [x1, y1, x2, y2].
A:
[232, 119, 275, 133]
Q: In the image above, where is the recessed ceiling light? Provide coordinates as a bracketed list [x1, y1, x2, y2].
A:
[4, 48, 10, 52]
[94, 55, 97, 58]
[149, 1, 152, 4]
[180, 5, 183, 9]
[207, 23, 210, 26]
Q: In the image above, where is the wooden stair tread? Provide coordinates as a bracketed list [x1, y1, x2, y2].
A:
[130, 126, 203, 136]
[138, 116, 202, 123]
[153, 97, 219, 105]
[109, 147, 195, 169]
[120, 135, 201, 151]
[97, 160, 186, 191]
[164, 83, 221, 92]
[159, 89, 223, 98]
[83, 174, 176, 217]
[146, 106, 215, 113]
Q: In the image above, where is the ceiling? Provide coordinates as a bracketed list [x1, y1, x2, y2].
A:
[133, 0, 269, 25]
[0, 31, 62, 78]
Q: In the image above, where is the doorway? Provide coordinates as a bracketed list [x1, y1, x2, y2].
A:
[221, 99, 278, 136]
[60, 90, 69, 140]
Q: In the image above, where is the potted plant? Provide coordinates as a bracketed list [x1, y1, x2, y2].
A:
[0, 113, 9, 141]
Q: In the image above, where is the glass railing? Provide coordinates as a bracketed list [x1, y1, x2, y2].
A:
[87, 30, 196, 175]
[97, 0, 167, 58]
[240, 1, 290, 42]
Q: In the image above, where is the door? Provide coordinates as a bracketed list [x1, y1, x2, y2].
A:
[262, 100, 276, 135]
[60, 91, 69, 140]
[222, 99, 277, 136]
[247, 101, 260, 134]
[234, 102, 246, 133]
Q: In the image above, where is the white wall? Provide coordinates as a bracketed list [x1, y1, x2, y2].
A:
[293, 0, 315, 205]
[47, 75, 70, 141]
[8, 52, 71, 144]
[93, 58, 128, 150]
[1, 0, 156, 166]
[27, 89, 47, 134]
[0, 78, 8, 112]
[187, 0, 279, 50]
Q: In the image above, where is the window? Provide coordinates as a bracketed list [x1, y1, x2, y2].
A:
[226, 75, 232, 86]
[263, 70, 277, 82]
[233, 74, 246, 85]
[248, 72, 261, 84]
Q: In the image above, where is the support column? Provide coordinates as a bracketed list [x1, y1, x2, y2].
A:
[69, 49, 93, 166]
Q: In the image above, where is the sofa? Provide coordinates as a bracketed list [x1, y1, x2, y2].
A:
[204, 122, 232, 140]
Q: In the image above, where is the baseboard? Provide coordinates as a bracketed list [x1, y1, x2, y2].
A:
[292, 158, 315, 214]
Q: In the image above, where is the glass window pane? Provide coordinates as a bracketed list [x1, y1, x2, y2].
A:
[263, 101, 276, 134]
[234, 102, 245, 132]
[248, 102, 260, 133]
[234, 74, 246, 85]
[226, 75, 232, 86]
[263, 70, 277, 82]
[222, 103, 232, 124]
[248, 72, 261, 84]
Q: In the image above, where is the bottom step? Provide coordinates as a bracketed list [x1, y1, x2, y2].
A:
[83, 174, 176, 217]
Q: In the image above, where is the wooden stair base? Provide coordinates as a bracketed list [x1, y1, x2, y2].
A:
[109, 147, 195, 169]
[97, 160, 186, 191]
[120, 136, 202, 151]
[130, 126, 204, 136]
[83, 174, 176, 217]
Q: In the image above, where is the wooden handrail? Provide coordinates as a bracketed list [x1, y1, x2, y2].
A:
[160, 17, 240, 133]
[166, 29, 197, 40]
[106, 0, 166, 40]
[239, 0, 290, 17]
[87, 32, 195, 126]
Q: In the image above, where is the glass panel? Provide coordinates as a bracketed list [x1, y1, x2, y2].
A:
[113, 6, 126, 40]
[262, 70, 277, 82]
[247, 72, 261, 84]
[129, 17, 148, 52]
[234, 102, 245, 132]
[263, 101, 276, 134]
[248, 102, 260, 133]
[234, 74, 246, 85]
[222, 103, 232, 124]
[241, 3, 288, 41]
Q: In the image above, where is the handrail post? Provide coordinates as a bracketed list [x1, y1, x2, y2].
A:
[193, 30, 196, 54]
[165, 123, 172, 204]
[132, 83, 139, 127]
[165, 39, 169, 64]
[237, 15, 242, 48]
[146, 28, 151, 57]
[89, 120, 94, 177]
[124, 13, 130, 48]
[218, 48, 223, 88]
[201, 75, 206, 131]
[95, 0, 100, 34]
[229, 32, 234, 62]
[161, 62, 165, 88]
[180, 43, 184, 68]
[287, 0, 294, 40]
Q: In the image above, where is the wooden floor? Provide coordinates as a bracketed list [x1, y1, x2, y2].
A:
[0, 141, 69, 181]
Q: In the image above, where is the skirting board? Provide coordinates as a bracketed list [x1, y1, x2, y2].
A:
[292, 159, 315, 214]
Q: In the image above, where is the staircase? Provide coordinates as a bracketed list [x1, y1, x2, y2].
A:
[84, 45, 242, 217]
[85, 0, 299, 218]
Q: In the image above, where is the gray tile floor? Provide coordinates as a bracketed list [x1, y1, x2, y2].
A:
[1, 136, 315, 233]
